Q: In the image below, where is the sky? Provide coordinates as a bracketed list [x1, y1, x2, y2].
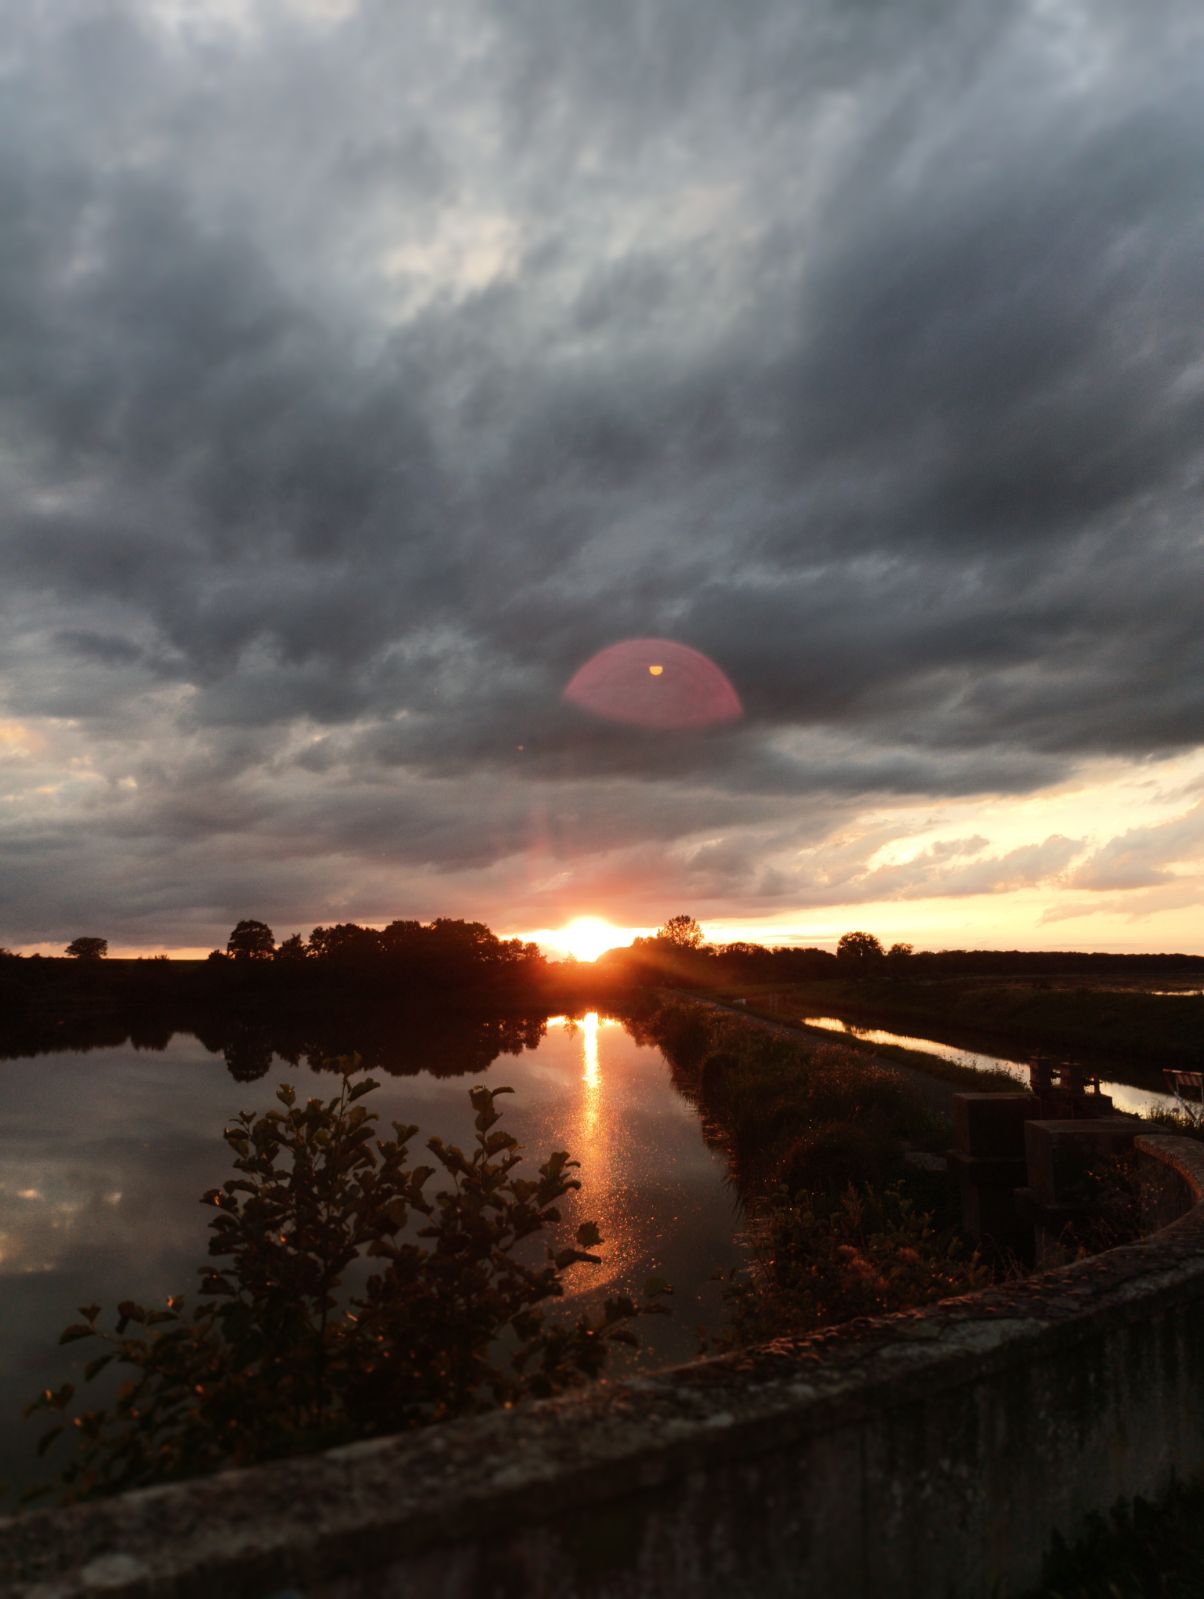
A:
[2, 0, 1203, 959]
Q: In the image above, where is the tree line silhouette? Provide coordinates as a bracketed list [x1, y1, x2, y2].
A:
[594, 926, 1204, 990]
[3, 916, 1202, 1036]
[213, 917, 547, 987]
[0, 920, 565, 1075]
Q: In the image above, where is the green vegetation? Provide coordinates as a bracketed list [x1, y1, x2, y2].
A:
[644, 1001, 942, 1184]
[638, 999, 989, 1339]
[21, 1064, 665, 1504]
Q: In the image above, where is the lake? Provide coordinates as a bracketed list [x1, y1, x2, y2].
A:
[0, 1012, 746, 1495]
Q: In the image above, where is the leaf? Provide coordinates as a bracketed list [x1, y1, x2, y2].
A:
[84, 1354, 115, 1381]
[36, 1426, 63, 1458]
[575, 1221, 603, 1249]
[58, 1324, 94, 1345]
[603, 1295, 637, 1320]
[605, 1329, 639, 1348]
[553, 1248, 600, 1270]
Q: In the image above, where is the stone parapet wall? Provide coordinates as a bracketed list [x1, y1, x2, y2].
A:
[3, 1135, 1203, 1599]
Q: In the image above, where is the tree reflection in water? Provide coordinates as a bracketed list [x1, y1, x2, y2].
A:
[197, 1010, 549, 1083]
[0, 1006, 549, 1082]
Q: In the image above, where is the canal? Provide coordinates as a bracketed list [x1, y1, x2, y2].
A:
[0, 1013, 746, 1495]
[798, 1014, 1184, 1117]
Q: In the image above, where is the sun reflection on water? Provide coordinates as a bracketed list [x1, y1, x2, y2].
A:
[581, 1011, 600, 1133]
[557, 1011, 636, 1296]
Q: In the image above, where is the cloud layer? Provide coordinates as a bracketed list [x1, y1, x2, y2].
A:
[2, 0, 1203, 949]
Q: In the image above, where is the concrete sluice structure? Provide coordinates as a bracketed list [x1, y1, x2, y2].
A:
[3, 1133, 1204, 1599]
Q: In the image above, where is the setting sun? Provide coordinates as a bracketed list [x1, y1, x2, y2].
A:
[559, 916, 621, 963]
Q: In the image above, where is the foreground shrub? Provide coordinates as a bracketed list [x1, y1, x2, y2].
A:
[23, 1064, 667, 1503]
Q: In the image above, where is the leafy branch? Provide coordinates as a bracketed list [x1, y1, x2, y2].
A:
[23, 1064, 669, 1503]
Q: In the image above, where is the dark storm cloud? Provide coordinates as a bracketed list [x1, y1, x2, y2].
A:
[2, 0, 1203, 944]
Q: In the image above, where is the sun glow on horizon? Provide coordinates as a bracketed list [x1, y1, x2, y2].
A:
[558, 916, 622, 962]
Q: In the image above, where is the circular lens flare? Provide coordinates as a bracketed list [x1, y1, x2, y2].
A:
[563, 638, 741, 729]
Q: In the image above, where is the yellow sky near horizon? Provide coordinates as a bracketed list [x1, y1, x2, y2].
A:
[7, 742, 1204, 960]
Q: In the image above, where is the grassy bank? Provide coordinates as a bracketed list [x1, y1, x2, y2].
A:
[719, 997, 1022, 1091]
[721, 977, 1204, 1074]
[636, 999, 992, 1341]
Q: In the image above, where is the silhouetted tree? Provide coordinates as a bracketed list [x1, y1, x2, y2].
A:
[379, 919, 424, 957]
[308, 922, 382, 962]
[65, 937, 108, 960]
[226, 920, 276, 961]
[836, 931, 885, 972]
[657, 914, 704, 949]
[274, 933, 308, 962]
[886, 941, 914, 978]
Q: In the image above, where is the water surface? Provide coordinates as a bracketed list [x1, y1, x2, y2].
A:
[799, 1014, 1183, 1117]
[0, 1013, 743, 1493]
